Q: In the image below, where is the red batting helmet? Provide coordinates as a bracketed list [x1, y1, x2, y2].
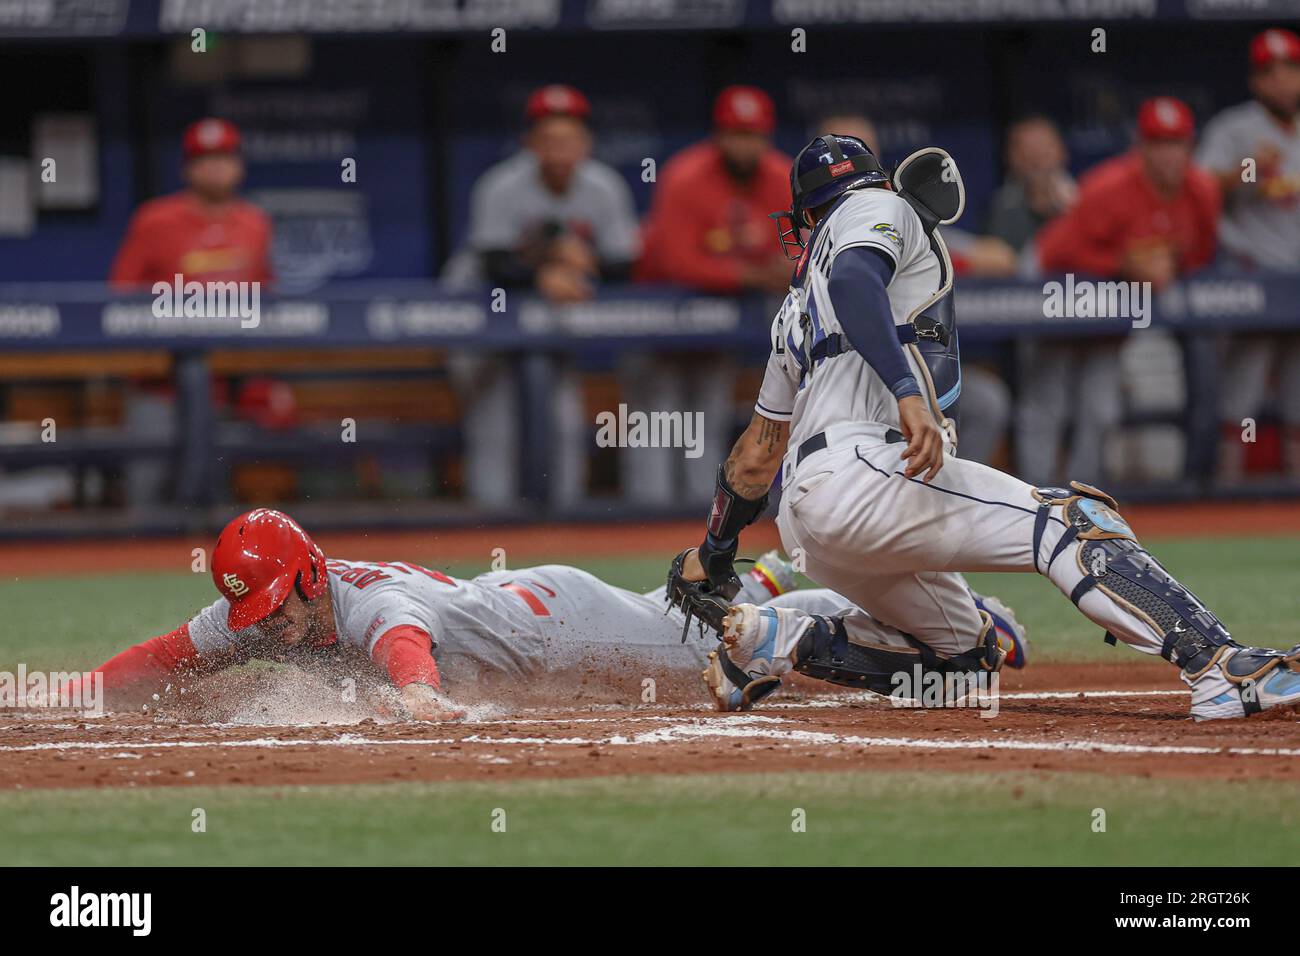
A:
[212, 509, 328, 631]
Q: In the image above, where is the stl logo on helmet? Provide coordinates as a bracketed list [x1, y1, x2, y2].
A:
[222, 573, 250, 598]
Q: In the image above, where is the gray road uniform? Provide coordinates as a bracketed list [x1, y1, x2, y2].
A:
[1196, 100, 1300, 463]
[186, 557, 849, 691]
[446, 151, 643, 508]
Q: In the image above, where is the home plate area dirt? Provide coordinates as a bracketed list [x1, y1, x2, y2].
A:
[3, 661, 1298, 792]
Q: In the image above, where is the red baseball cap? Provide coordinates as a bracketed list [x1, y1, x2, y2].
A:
[1250, 28, 1300, 68]
[525, 84, 591, 123]
[713, 85, 776, 134]
[212, 509, 328, 631]
[1137, 97, 1195, 141]
[183, 117, 241, 159]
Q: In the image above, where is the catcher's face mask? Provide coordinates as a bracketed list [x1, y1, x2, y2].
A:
[768, 209, 808, 261]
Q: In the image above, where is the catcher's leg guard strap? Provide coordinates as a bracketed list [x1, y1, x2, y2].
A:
[791, 612, 1002, 695]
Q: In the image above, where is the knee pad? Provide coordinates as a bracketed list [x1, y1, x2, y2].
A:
[792, 612, 1003, 699]
[1032, 481, 1239, 673]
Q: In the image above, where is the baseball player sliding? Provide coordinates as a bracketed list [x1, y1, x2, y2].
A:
[66, 509, 1024, 720]
[670, 134, 1300, 721]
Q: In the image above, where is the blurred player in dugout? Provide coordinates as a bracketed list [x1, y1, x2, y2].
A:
[1025, 96, 1219, 486]
[1198, 28, 1300, 482]
[444, 84, 640, 508]
[109, 118, 275, 504]
[631, 85, 791, 505]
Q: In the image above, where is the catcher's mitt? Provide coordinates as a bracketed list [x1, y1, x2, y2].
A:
[666, 549, 735, 643]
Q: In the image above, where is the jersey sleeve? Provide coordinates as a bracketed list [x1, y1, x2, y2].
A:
[371, 625, 442, 689]
[186, 597, 248, 657]
[334, 578, 442, 657]
[831, 191, 917, 270]
[591, 165, 642, 263]
[754, 299, 799, 420]
[1195, 113, 1241, 173]
[108, 208, 156, 288]
[467, 168, 518, 252]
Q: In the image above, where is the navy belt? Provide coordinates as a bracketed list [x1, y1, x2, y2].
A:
[796, 427, 905, 465]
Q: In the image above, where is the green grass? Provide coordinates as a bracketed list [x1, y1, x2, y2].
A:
[3, 535, 1297, 671]
[0, 771, 1295, 866]
[965, 535, 1300, 660]
[3, 537, 1298, 867]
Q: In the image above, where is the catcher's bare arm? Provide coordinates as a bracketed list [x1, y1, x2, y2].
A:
[683, 412, 789, 586]
[726, 412, 790, 499]
[667, 413, 789, 640]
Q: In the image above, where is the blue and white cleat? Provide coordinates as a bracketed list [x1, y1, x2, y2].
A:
[972, 592, 1029, 670]
[1187, 644, 1300, 721]
[702, 604, 803, 712]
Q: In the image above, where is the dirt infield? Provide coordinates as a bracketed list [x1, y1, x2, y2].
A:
[4, 503, 1298, 796]
[4, 662, 1297, 792]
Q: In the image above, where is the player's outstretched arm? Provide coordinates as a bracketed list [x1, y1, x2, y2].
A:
[682, 412, 789, 594]
[370, 625, 465, 721]
[64, 623, 227, 709]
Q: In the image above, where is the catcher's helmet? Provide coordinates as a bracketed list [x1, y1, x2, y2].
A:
[770, 134, 888, 259]
[212, 509, 328, 631]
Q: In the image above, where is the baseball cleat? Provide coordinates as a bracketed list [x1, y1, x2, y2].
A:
[702, 606, 811, 712]
[735, 550, 798, 604]
[972, 592, 1029, 669]
[702, 648, 779, 712]
[701, 603, 812, 712]
[1186, 644, 1300, 721]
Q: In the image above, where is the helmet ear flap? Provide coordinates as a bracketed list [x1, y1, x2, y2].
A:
[299, 541, 329, 601]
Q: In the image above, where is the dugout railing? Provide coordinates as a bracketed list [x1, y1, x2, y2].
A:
[0, 275, 1297, 537]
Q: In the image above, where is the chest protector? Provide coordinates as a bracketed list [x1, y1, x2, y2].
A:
[892, 147, 966, 420]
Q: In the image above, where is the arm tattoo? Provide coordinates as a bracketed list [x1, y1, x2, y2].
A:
[723, 418, 786, 500]
[757, 417, 784, 454]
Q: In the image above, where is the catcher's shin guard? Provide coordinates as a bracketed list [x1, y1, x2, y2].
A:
[791, 611, 1004, 699]
[1030, 482, 1299, 716]
[1031, 482, 1230, 660]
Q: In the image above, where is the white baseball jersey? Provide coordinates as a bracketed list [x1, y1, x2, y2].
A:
[755, 187, 942, 450]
